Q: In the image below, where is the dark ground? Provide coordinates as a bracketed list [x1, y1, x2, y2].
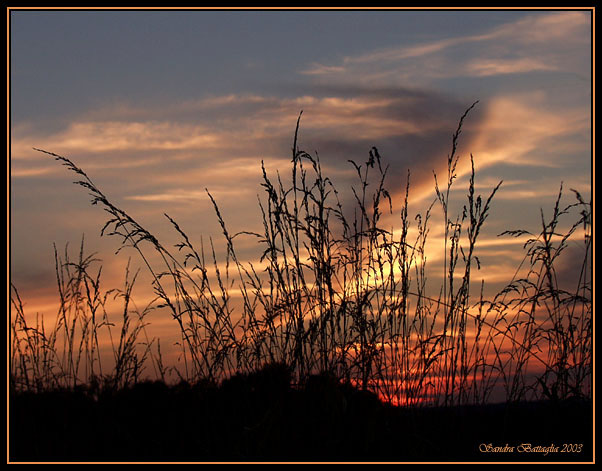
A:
[9, 365, 594, 463]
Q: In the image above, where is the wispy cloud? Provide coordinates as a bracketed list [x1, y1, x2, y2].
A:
[13, 82, 589, 226]
[10, 167, 52, 178]
[12, 121, 222, 157]
[301, 64, 347, 76]
[466, 58, 555, 77]
[301, 11, 590, 84]
[12, 89, 478, 195]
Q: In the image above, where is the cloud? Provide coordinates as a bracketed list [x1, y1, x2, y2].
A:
[300, 11, 590, 85]
[14, 84, 588, 249]
[468, 92, 590, 168]
[466, 58, 555, 77]
[553, 240, 592, 293]
[488, 10, 590, 44]
[12, 121, 222, 156]
[12, 88, 483, 205]
[301, 64, 347, 76]
[10, 166, 52, 178]
[125, 187, 255, 203]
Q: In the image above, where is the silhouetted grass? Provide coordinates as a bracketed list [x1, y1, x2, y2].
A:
[10, 105, 592, 462]
[10, 238, 158, 393]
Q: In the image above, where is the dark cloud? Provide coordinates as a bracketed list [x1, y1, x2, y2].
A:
[289, 85, 485, 206]
[553, 240, 592, 295]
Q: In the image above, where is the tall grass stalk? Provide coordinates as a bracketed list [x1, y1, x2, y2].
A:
[12, 106, 591, 407]
[10, 237, 157, 392]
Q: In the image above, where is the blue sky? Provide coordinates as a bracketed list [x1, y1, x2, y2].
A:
[11, 10, 532, 124]
[10, 9, 592, 340]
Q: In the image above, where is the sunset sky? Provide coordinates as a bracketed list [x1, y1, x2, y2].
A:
[9, 9, 593, 353]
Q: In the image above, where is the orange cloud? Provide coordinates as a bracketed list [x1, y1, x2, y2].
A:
[469, 93, 589, 168]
